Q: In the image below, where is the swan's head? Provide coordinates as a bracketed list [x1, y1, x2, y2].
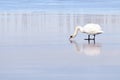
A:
[69, 26, 83, 40]
[69, 35, 73, 39]
[70, 34, 76, 39]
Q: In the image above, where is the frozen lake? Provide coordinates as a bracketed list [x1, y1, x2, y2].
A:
[0, 12, 120, 80]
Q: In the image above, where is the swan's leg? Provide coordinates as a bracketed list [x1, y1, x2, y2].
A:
[88, 35, 90, 40]
[84, 35, 90, 40]
[93, 34, 95, 40]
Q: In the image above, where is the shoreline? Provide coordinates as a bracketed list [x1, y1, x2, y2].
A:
[0, 10, 120, 15]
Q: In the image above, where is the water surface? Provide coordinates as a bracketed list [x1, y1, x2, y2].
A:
[0, 0, 120, 13]
[0, 12, 120, 80]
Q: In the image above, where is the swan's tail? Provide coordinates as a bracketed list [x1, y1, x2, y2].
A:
[98, 30, 104, 34]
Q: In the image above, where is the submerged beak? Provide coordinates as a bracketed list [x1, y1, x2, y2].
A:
[69, 37, 71, 40]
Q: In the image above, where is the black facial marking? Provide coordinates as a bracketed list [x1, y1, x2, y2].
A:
[70, 36, 72, 38]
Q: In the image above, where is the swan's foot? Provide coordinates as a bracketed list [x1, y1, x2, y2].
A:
[84, 38, 96, 44]
[84, 38, 95, 40]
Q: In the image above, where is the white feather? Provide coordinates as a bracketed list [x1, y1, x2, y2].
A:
[83, 23, 103, 35]
[70, 23, 103, 39]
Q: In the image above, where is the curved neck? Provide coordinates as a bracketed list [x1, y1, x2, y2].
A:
[72, 26, 83, 38]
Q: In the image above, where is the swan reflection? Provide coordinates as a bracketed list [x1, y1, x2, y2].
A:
[70, 40, 102, 56]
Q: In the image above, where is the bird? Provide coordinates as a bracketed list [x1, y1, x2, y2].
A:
[69, 23, 103, 40]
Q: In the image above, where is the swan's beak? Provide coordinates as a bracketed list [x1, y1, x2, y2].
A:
[69, 36, 72, 40]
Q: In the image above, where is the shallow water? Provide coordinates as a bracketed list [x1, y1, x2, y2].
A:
[0, 12, 120, 80]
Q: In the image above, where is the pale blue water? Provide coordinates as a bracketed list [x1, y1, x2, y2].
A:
[0, 12, 120, 80]
[0, 0, 120, 13]
[0, 0, 120, 80]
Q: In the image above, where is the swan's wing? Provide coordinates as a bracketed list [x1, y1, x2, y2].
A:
[83, 24, 103, 34]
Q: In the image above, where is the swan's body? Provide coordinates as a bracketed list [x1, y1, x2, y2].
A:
[70, 23, 103, 40]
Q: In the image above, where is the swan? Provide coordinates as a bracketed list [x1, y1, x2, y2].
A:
[69, 23, 103, 40]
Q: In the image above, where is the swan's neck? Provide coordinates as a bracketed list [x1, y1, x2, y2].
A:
[72, 26, 83, 38]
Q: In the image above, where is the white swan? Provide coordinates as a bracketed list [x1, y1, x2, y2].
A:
[70, 23, 103, 40]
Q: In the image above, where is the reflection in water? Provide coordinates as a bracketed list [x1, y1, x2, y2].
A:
[70, 40, 102, 56]
[0, 12, 120, 36]
[0, 12, 120, 80]
[87, 39, 96, 44]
